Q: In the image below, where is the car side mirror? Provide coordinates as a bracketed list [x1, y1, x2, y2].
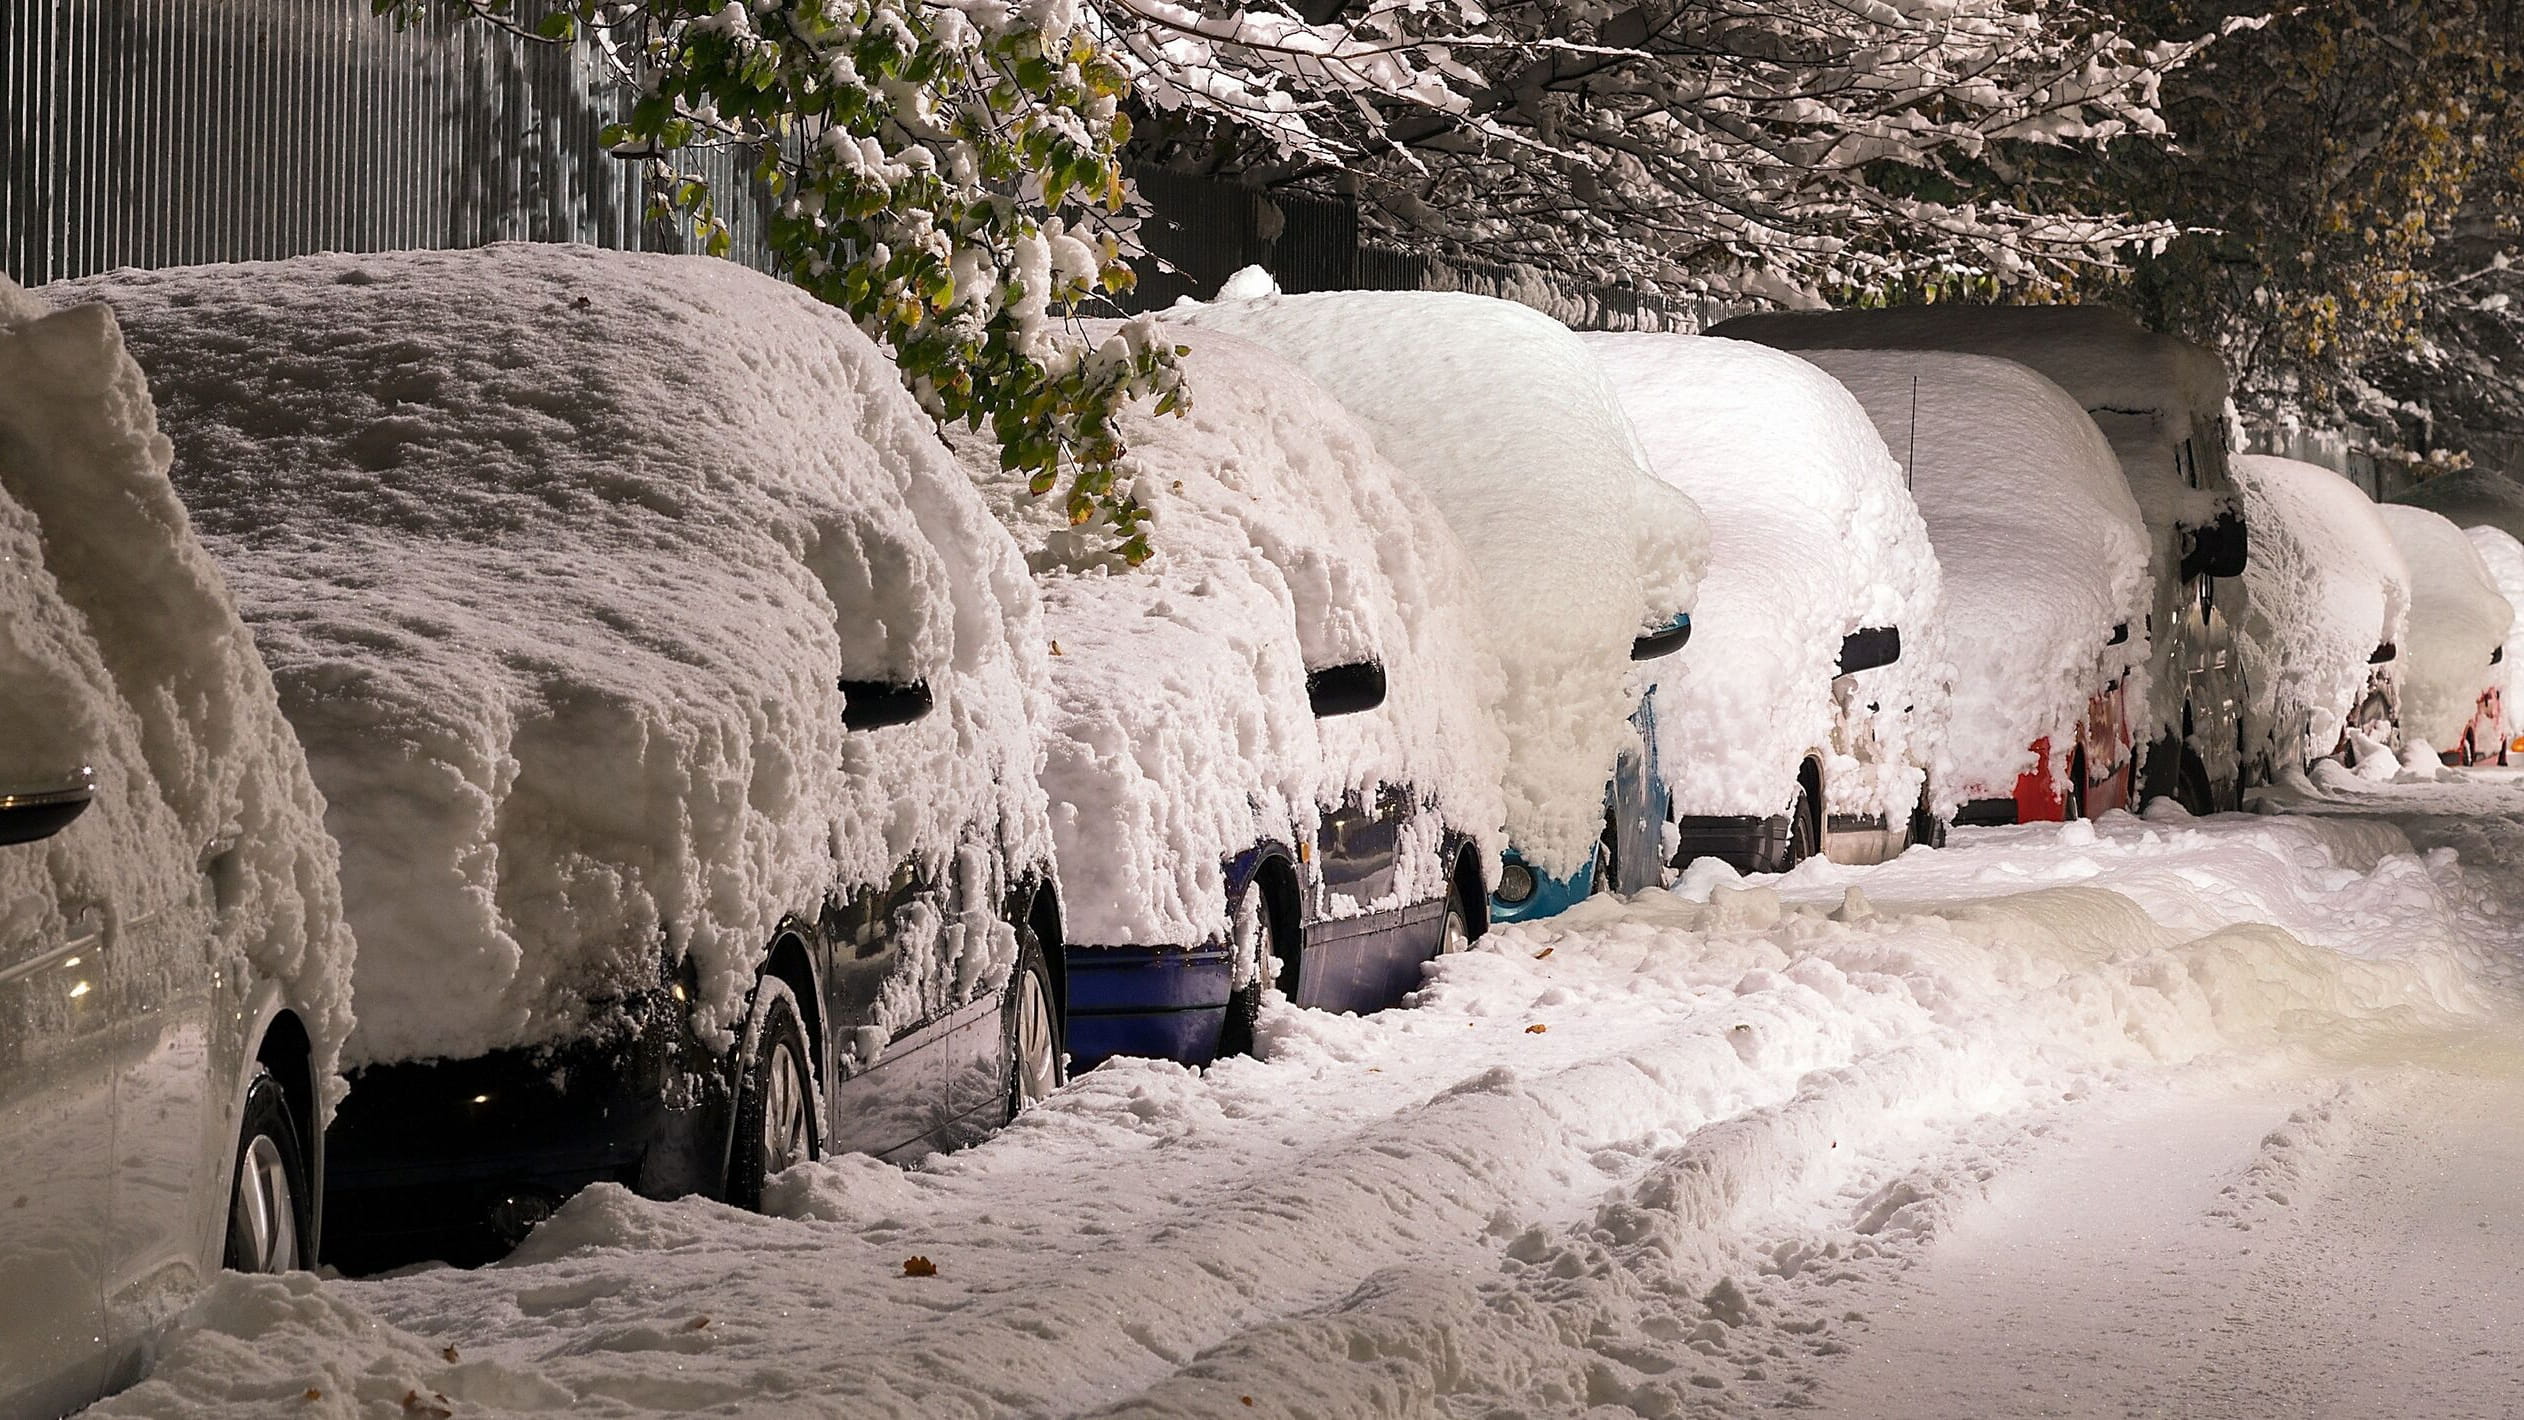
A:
[2108, 622, 2131, 647]
[2496, 646, 2507, 667]
[1307, 662, 1387, 718]
[0, 767, 95, 847]
[1630, 613, 1693, 662]
[1837, 626, 1902, 676]
[839, 679, 934, 731]
[2371, 642, 2398, 664]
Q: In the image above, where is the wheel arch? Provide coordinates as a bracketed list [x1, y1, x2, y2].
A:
[757, 926, 823, 1082]
[1449, 842, 1490, 941]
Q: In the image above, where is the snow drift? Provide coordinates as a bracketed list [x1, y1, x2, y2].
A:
[2230, 455, 2411, 764]
[948, 324, 1508, 946]
[64, 246, 1053, 1066]
[1790, 349, 2152, 802]
[1167, 279, 1707, 879]
[1582, 334, 1947, 822]
[2376, 505, 2511, 751]
[1, 276, 356, 1098]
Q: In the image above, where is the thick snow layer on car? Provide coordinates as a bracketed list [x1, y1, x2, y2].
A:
[2392, 467, 2524, 545]
[61, 246, 1052, 1066]
[85, 796, 2518, 1419]
[1582, 334, 1947, 821]
[1790, 349, 2152, 801]
[949, 325, 1508, 946]
[2230, 455, 2412, 764]
[2463, 524, 2524, 720]
[1709, 304, 2232, 534]
[2377, 505, 2512, 750]
[0, 278, 358, 1102]
[1167, 281, 1708, 878]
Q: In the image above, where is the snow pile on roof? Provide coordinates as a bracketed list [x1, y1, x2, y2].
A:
[1582, 335, 1947, 820]
[2392, 467, 2524, 546]
[1166, 282, 1707, 877]
[950, 325, 1507, 945]
[2377, 505, 2512, 749]
[1791, 349, 2152, 800]
[0, 278, 358, 1102]
[1709, 304, 2232, 533]
[65, 246, 1052, 1066]
[2229, 455, 2412, 764]
[2463, 524, 2524, 719]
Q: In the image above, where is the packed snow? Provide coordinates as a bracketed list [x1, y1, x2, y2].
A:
[2465, 524, 2524, 728]
[1168, 276, 1707, 879]
[83, 770, 2524, 1418]
[0, 275, 356, 1096]
[947, 324, 1507, 947]
[1581, 334, 1947, 825]
[2377, 504, 2512, 753]
[1789, 349, 2152, 802]
[2230, 454, 2412, 765]
[58, 245, 1054, 1066]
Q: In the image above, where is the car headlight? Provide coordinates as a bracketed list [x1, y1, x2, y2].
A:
[1496, 862, 1536, 905]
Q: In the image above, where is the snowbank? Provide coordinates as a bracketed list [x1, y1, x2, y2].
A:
[2464, 524, 2524, 722]
[1167, 280, 1707, 878]
[1792, 349, 2152, 801]
[1, 277, 356, 1099]
[2376, 505, 2512, 750]
[1582, 334, 1947, 821]
[948, 325, 1508, 946]
[63, 246, 1052, 1066]
[2230, 455, 2412, 764]
[1708, 304, 2232, 535]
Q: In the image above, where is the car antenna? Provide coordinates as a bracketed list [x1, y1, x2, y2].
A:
[1907, 376, 1918, 491]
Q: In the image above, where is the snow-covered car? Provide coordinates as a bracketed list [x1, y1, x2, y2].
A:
[2465, 524, 2524, 763]
[0, 280, 355, 1416]
[1796, 349, 2153, 824]
[2229, 455, 2411, 771]
[1170, 278, 1707, 922]
[1583, 334, 1947, 872]
[1713, 305, 2252, 814]
[947, 325, 1507, 1068]
[2376, 505, 2513, 765]
[71, 246, 1065, 1271]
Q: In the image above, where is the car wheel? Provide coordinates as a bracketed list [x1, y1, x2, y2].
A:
[1218, 887, 1276, 1060]
[224, 1067, 310, 1273]
[2065, 753, 2090, 822]
[728, 977, 817, 1212]
[1004, 929, 1064, 1120]
[2177, 751, 2217, 816]
[1907, 784, 1946, 850]
[1439, 879, 1473, 955]
[1779, 780, 1818, 872]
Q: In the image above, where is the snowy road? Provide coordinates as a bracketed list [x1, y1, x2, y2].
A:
[90, 770, 2524, 1419]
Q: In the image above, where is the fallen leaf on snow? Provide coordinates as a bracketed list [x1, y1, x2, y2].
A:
[1533, 947, 1554, 960]
[441, 1346, 460, 1363]
[1525, 1024, 1548, 1034]
[903, 1255, 939, 1277]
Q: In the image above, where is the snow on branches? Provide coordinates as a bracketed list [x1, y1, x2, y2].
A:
[1110, 0, 2222, 301]
[382, 0, 1183, 560]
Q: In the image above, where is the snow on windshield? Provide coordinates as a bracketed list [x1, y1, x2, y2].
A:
[1167, 279, 1707, 879]
[3, 276, 357, 1104]
[2230, 455, 2411, 763]
[1584, 334, 1947, 822]
[1796, 349, 2150, 801]
[950, 324, 1508, 945]
[2378, 504, 2512, 751]
[63, 245, 1052, 1066]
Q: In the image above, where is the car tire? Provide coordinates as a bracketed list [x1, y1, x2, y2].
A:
[1004, 928, 1064, 1120]
[727, 976, 817, 1212]
[224, 1067, 311, 1274]
[2065, 752, 2090, 822]
[2177, 751, 2217, 816]
[1438, 878, 1473, 955]
[1218, 887, 1276, 1061]
[1907, 785, 1946, 850]
[1779, 780, 1818, 872]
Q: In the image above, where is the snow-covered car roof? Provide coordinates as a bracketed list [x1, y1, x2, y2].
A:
[2464, 525, 2524, 728]
[2, 277, 356, 1100]
[2230, 456, 2412, 763]
[1582, 334, 1945, 821]
[1164, 281, 1706, 878]
[2377, 504, 2512, 750]
[2392, 468, 2524, 547]
[1795, 348, 2151, 799]
[61, 245, 1053, 1066]
[949, 324, 1507, 945]
[1709, 304, 2233, 534]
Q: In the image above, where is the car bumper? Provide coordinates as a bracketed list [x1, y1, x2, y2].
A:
[322, 993, 732, 1272]
[1488, 849, 1596, 925]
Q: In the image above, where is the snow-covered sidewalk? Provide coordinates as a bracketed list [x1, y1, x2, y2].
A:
[92, 780, 2524, 1419]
